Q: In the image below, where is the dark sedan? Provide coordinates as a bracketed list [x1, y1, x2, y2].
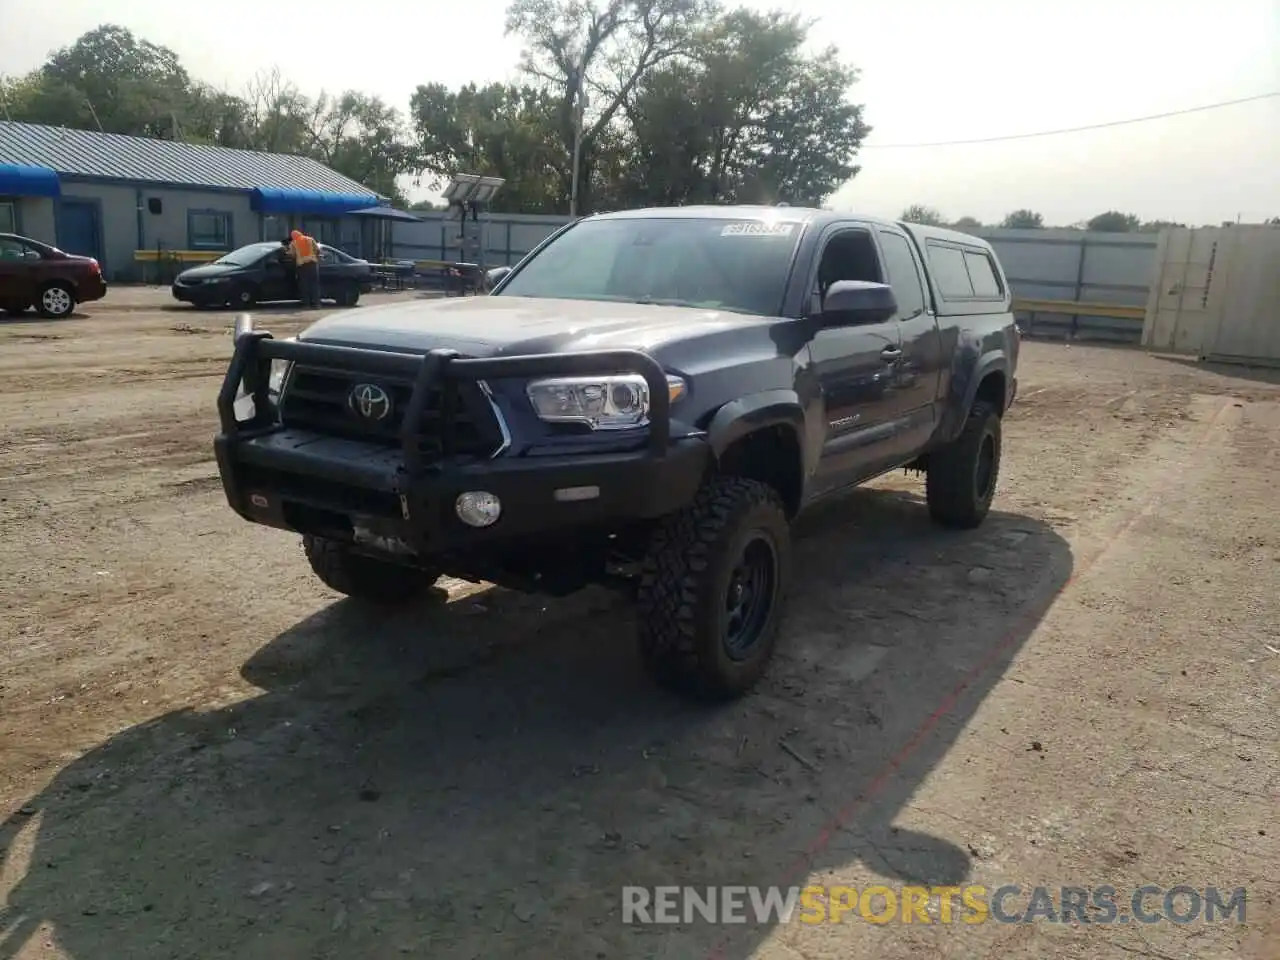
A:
[172, 241, 375, 309]
[0, 233, 107, 318]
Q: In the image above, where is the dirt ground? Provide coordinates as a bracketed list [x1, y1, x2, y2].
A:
[0, 290, 1276, 960]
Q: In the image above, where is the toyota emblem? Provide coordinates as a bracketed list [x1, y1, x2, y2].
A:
[349, 383, 393, 421]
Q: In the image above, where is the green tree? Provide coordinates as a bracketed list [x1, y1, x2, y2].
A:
[504, 0, 715, 214]
[310, 92, 416, 206]
[1000, 209, 1044, 229]
[1086, 210, 1141, 232]
[951, 216, 982, 230]
[901, 204, 944, 225]
[410, 82, 563, 213]
[36, 24, 193, 137]
[610, 8, 868, 209]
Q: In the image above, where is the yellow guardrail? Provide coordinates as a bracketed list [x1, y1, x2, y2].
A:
[1012, 298, 1145, 321]
[134, 249, 223, 263]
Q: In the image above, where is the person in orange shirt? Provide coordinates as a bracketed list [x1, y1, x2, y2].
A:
[285, 228, 321, 308]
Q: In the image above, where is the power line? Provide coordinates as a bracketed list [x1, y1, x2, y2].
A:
[860, 91, 1280, 149]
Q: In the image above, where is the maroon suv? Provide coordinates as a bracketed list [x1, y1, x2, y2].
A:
[0, 232, 108, 318]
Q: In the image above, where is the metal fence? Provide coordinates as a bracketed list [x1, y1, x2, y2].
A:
[390, 212, 569, 268]
[389, 215, 1160, 343]
[969, 228, 1157, 342]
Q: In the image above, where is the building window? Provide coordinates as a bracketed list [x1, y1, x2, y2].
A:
[0, 201, 16, 234]
[188, 210, 232, 250]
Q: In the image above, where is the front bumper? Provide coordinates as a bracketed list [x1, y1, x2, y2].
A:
[172, 282, 227, 304]
[214, 332, 709, 555]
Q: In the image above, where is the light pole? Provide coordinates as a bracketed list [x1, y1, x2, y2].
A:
[568, 56, 589, 219]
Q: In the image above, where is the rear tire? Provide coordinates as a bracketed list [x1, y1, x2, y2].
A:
[37, 282, 75, 318]
[926, 400, 1002, 529]
[303, 535, 441, 604]
[636, 476, 792, 701]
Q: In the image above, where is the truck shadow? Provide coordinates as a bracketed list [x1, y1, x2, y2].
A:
[0, 488, 1072, 960]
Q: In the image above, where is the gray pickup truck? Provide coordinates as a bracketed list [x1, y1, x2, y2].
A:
[215, 205, 1019, 701]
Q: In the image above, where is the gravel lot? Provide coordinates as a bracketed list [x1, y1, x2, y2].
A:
[1, 290, 1277, 960]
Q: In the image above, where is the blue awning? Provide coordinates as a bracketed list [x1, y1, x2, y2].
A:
[0, 163, 61, 198]
[250, 187, 380, 216]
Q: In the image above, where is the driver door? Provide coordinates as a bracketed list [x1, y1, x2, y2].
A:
[259, 248, 295, 303]
[806, 223, 905, 497]
[0, 237, 40, 306]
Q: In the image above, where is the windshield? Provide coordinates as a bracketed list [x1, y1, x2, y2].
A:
[496, 216, 802, 316]
[214, 242, 281, 266]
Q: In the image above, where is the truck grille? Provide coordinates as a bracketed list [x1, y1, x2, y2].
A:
[278, 365, 504, 459]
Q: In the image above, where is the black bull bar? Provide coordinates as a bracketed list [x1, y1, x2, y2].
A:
[215, 328, 673, 471]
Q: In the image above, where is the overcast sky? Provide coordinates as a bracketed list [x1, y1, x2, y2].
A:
[1, 0, 1276, 224]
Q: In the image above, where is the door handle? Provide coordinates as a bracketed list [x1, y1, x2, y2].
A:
[880, 347, 903, 361]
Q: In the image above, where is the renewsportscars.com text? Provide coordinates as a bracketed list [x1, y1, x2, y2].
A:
[622, 884, 1248, 925]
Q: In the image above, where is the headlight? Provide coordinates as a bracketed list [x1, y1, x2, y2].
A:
[235, 359, 290, 422]
[525, 374, 686, 430]
[267, 358, 291, 401]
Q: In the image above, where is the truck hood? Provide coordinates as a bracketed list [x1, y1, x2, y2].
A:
[296, 295, 771, 357]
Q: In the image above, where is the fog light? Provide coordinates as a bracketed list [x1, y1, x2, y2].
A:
[455, 491, 502, 527]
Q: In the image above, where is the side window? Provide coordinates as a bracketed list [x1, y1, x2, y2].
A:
[0, 237, 26, 260]
[0, 201, 16, 234]
[877, 231, 927, 319]
[963, 250, 1003, 298]
[814, 228, 883, 302]
[926, 243, 974, 299]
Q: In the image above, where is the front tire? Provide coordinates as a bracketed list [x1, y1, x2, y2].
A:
[37, 283, 75, 318]
[926, 400, 1002, 529]
[636, 476, 792, 701]
[303, 535, 441, 604]
[232, 285, 257, 309]
[336, 283, 360, 307]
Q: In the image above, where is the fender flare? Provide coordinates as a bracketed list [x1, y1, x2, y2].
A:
[939, 351, 1009, 443]
[705, 389, 807, 460]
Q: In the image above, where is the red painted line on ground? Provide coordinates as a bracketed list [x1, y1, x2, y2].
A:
[706, 399, 1232, 960]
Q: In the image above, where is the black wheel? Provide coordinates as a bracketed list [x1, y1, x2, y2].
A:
[336, 283, 360, 307]
[303, 535, 441, 604]
[232, 285, 257, 309]
[925, 400, 1002, 529]
[36, 282, 75, 318]
[636, 476, 792, 701]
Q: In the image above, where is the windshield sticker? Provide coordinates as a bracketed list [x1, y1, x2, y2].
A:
[721, 221, 796, 238]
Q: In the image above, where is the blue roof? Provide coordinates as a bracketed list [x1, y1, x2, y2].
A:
[0, 121, 382, 202]
[0, 162, 60, 198]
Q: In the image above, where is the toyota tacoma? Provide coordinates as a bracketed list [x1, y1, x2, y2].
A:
[214, 206, 1019, 701]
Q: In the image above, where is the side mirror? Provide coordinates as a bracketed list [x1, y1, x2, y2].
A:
[821, 280, 898, 326]
[486, 266, 512, 289]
